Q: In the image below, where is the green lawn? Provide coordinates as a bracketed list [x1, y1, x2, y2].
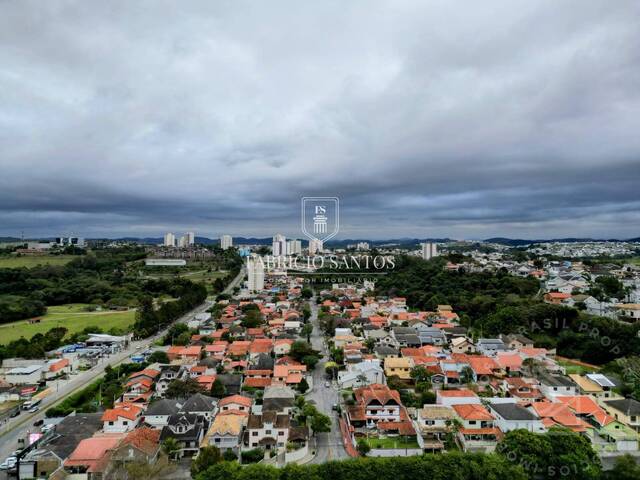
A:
[0, 303, 136, 344]
[144, 269, 228, 292]
[0, 255, 78, 268]
[363, 436, 420, 449]
[557, 359, 599, 375]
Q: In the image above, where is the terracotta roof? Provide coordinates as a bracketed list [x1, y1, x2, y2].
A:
[468, 356, 499, 375]
[495, 353, 523, 370]
[531, 403, 586, 432]
[101, 404, 143, 422]
[64, 436, 123, 472]
[244, 377, 272, 388]
[378, 420, 415, 435]
[121, 427, 161, 455]
[453, 404, 494, 421]
[219, 394, 252, 407]
[354, 383, 401, 407]
[557, 395, 614, 426]
[438, 388, 477, 398]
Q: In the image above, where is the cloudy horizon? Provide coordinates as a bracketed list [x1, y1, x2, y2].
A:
[1, 1, 639, 240]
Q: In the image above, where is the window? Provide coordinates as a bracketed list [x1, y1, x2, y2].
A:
[252, 432, 258, 436]
[469, 420, 476, 425]
[109, 421, 114, 425]
[278, 431, 285, 436]
[215, 438, 220, 443]
[265, 430, 272, 434]
[123, 421, 128, 425]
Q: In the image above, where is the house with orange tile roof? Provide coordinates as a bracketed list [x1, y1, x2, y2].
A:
[107, 427, 161, 470]
[273, 364, 307, 386]
[101, 404, 144, 433]
[467, 356, 501, 383]
[227, 341, 251, 358]
[453, 403, 501, 452]
[544, 292, 571, 304]
[500, 377, 544, 403]
[249, 339, 273, 358]
[63, 434, 124, 477]
[347, 384, 403, 429]
[123, 377, 154, 402]
[529, 402, 587, 432]
[436, 388, 480, 406]
[495, 352, 523, 374]
[219, 394, 252, 414]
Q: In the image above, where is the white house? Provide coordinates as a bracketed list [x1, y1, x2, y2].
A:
[488, 402, 545, 433]
[337, 361, 385, 389]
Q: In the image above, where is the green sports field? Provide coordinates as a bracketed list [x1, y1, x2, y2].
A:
[0, 255, 78, 268]
[0, 303, 136, 344]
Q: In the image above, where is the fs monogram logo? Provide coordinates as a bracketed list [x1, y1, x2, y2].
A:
[301, 197, 339, 242]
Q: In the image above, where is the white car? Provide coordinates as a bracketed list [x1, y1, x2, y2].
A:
[28, 406, 39, 413]
[0, 457, 17, 470]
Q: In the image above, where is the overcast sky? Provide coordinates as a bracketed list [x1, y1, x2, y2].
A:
[1, 1, 639, 240]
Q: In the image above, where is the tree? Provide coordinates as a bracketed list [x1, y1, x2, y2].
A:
[162, 437, 180, 460]
[496, 428, 601, 480]
[302, 354, 319, 370]
[460, 366, 474, 385]
[603, 454, 640, 480]
[165, 377, 205, 399]
[210, 378, 226, 398]
[191, 446, 222, 476]
[297, 377, 309, 394]
[301, 288, 313, 299]
[222, 450, 238, 461]
[310, 411, 331, 433]
[301, 323, 313, 342]
[410, 365, 431, 384]
[357, 438, 371, 456]
[242, 309, 263, 328]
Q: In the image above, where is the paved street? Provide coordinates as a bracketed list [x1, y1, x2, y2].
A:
[306, 296, 349, 463]
[0, 266, 246, 475]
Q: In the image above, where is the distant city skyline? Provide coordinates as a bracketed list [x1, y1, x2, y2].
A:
[1, 1, 639, 239]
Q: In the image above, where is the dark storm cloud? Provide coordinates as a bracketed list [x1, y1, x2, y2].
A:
[0, 0, 639, 239]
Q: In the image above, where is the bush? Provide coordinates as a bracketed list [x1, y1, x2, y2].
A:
[241, 448, 264, 464]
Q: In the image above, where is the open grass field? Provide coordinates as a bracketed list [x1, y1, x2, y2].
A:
[0, 255, 78, 268]
[144, 269, 228, 292]
[0, 303, 136, 344]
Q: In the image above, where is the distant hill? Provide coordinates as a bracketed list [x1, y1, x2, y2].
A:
[484, 237, 640, 246]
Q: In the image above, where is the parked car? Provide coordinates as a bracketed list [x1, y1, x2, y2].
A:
[33, 419, 44, 427]
[41, 424, 55, 433]
[10, 409, 20, 418]
[325, 381, 331, 387]
[28, 406, 39, 413]
[0, 457, 17, 470]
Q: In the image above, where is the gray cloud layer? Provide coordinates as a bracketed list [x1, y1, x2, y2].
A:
[1, 1, 639, 239]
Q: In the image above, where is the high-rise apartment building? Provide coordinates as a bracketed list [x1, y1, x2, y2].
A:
[422, 242, 438, 260]
[220, 235, 233, 250]
[164, 232, 176, 247]
[247, 254, 265, 291]
[309, 238, 323, 255]
[287, 239, 302, 255]
[186, 232, 195, 245]
[272, 234, 286, 256]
